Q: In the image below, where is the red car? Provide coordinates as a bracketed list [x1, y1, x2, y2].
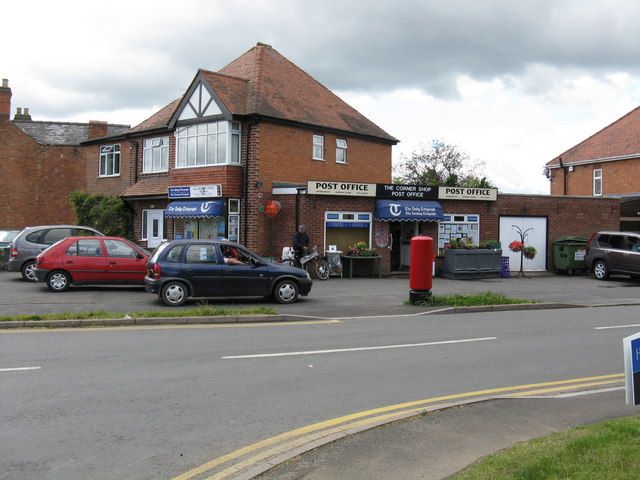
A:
[34, 236, 150, 292]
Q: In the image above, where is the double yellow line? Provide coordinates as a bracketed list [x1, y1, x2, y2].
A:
[172, 373, 624, 480]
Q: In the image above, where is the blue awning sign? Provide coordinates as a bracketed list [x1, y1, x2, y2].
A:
[375, 200, 444, 222]
[165, 200, 224, 218]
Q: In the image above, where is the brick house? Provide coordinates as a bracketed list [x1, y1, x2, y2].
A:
[545, 105, 640, 230]
[0, 79, 129, 229]
[84, 43, 398, 264]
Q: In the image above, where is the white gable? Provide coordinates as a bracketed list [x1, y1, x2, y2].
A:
[178, 82, 222, 121]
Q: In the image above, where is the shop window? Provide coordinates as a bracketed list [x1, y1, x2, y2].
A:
[99, 145, 120, 177]
[438, 214, 480, 255]
[324, 211, 371, 253]
[175, 121, 241, 168]
[313, 135, 324, 160]
[143, 137, 169, 173]
[593, 169, 602, 196]
[336, 139, 347, 164]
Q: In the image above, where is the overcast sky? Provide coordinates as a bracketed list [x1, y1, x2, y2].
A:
[4, 0, 640, 193]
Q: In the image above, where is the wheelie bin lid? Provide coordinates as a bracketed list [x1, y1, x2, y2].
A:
[553, 236, 588, 244]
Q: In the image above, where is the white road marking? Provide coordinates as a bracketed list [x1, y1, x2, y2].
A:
[222, 336, 497, 359]
[0, 366, 41, 372]
[594, 323, 640, 330]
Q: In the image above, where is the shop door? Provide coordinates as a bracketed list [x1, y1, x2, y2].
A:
[146, 210, 164, 248]
[499, 216, 547, 271]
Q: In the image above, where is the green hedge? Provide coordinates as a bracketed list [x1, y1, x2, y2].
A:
[69, 191, 131, 238]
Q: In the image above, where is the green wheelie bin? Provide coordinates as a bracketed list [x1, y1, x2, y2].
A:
[553, 236, 588, 275]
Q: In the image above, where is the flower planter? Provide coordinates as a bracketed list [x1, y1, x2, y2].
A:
[440, 248, 503, 279]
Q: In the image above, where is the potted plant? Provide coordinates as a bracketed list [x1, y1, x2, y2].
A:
[441, 237, 502, 279]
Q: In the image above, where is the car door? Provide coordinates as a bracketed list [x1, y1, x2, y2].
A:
[104, 239, 147, 283]
[182, 244, 224, 296]
[621, 235, 640, 274]
[606, 234, 626, 272]
[220, 246, 271, 297]
[63, 238, 108, 283]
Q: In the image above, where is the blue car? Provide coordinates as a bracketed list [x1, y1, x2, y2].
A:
[145, 240, 313, 306]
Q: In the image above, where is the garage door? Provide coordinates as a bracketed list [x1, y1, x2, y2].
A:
[499, 216, 547, 272]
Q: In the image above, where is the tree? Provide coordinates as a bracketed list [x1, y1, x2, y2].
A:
[69, 191, 132, 238]
[393, 140, 496, 188]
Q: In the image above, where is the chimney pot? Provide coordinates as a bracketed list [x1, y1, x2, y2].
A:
[0, 78, 10, 120]
[1, 79, 8, 88]
[24, 107, 29, 116]
[16, 107, 22, 115]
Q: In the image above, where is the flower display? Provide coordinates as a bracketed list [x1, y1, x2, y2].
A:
[347, 241, 378, 256]
[523, 246, 537, 260]
[509, 240, 524, 253]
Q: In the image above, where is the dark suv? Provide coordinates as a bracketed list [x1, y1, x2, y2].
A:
[585, 231, 640, 280]
[145, 240, 313, 306]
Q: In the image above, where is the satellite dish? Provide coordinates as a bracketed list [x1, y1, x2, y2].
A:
[543, 167, 550, 179]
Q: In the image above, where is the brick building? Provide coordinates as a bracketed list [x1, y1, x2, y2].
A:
[85, 43, 397, 257]
[545, 105, 640, 230]
[0, 79, 129, 229]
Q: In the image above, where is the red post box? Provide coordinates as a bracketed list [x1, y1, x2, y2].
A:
[409, 236, 433, 304]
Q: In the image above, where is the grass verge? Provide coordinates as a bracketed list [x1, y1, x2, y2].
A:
[451, 415, 640, 480]
[406, 291, 534, 307]
[0, 305, 277, 322]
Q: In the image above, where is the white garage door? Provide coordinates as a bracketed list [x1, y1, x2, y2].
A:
[499, 216, 547, 272]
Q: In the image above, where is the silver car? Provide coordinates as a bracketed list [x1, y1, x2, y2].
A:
[6, 225, 104, 281]
[585, 231, 640, 280]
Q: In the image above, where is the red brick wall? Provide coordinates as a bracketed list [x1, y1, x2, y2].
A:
[549, 157, 640, 196]
[0, 122, 86, 228]
[85, 140, 134, 196]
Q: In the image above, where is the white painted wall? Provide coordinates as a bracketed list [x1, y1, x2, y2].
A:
[499, 216, 547, 272]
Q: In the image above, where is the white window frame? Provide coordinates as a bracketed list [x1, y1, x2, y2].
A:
[142, 137, 169, 174]
[313, 135, 324, 161]
[141, 210, 148, 240]
[324, 211, 372, 252]
[336, 139, 347, 164]
[175, 121, 241, 169]
[593, 169, 603, 196]
[99, 144, 121, 177]
[228, 199, 240, 242]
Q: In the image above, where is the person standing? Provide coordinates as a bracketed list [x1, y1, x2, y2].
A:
[292, 224, 310, 267]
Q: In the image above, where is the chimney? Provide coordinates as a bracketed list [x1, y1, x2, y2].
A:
[14, 106, 32, 122]
[88, 120, 108, 140]
[0, 78, 11, 121]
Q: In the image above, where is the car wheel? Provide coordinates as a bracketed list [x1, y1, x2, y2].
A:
[593, 260, 609, 280]
[315, 259, 329, 280]
[21, 260, 37, 282]
[160, 281, 188, 307]
[273, 279, 299, 304]
[46, 270, 70, 292]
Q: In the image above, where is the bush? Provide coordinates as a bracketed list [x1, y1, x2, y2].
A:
[69, 191, 131, 238]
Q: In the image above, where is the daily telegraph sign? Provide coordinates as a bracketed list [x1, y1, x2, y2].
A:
[168, 184, 222, 199]
[438, 187, 497, 201]
[307, 181, 376, 197]
[376, 184, 438, 200]
[624, 332, 640, 405]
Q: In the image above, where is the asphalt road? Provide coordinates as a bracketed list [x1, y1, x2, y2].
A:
[1, 304, 637, 479]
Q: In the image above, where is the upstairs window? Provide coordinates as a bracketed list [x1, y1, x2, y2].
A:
[336, 139, 347, 164]
[313, 135, 324, 160]
[143, 137, 169, 173]
[593, 169, 602, 196]
[175, 121, 241, 168]
[99, 145, 120, 177]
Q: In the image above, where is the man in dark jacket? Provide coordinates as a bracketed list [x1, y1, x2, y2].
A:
[292, 224, 310, 267]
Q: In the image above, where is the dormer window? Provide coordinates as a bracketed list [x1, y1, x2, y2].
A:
[175, 121, 241, 168]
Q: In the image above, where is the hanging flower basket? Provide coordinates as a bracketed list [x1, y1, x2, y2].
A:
[509, 240, 524, 253]
[523, 246, 537, 260]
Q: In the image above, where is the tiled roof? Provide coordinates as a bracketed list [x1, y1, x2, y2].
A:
[121, 178, 170, 198]
[129, 98, 181, 133]
[216, 44, 397, 142]
[547, 105, 640, 167]
[199, 71, 249, 115]
[13, 121, 129, 146]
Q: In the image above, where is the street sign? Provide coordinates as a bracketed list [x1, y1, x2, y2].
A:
[623, 332, 640, 405]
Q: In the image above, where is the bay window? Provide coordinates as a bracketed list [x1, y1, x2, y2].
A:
[175, 121, 241, 168]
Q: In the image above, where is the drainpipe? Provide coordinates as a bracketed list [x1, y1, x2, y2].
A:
[558, 156, 568, 195]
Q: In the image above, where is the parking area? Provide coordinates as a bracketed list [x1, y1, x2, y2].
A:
[1, 269, 640, 319]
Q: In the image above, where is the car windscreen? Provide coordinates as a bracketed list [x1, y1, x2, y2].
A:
[149, 242, 171, 262]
